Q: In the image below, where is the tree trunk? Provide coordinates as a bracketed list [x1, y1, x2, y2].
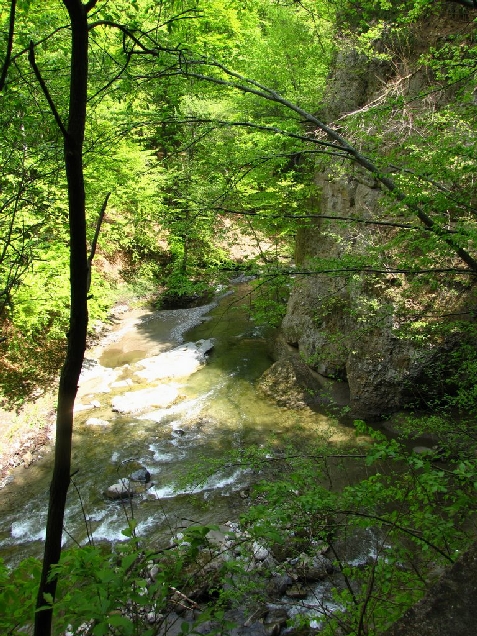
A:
[34, 1, 91, 634]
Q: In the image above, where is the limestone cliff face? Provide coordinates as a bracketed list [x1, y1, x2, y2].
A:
[276, 39, 468, 418]
[281, 172, 438, 417]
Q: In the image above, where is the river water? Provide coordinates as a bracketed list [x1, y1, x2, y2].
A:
[0, 284, 358, 566]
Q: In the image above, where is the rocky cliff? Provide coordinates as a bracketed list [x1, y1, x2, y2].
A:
[279, 170, 445, 417]
[267, 11, 476, 418]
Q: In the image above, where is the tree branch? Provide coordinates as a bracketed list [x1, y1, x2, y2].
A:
[181, 59, 477, 273]
[212, 207, 433, 230]
[0, 0, 17, 92]
[87, 48, 132, 103]
[87, 191, 110, 292]
[84, 0, 99, 11]
[88, 19, 182, 55]
[28, 41, 68, 138]
[159, 117, 348, 151]
[338, 509, 455, 562]
[263, 267, 474, 277]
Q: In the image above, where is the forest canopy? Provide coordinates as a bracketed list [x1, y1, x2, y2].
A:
[2, 0, 477, 405]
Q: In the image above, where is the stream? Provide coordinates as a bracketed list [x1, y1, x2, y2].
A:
[0, 284, 359, 569]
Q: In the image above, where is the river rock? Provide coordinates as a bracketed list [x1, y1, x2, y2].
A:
[257, 356, 325, 409]
[286, 584, 308, 599]
[253, 542, 271, 561]
[104, 478, 137, 500]
[295, 554, 334, 582]
[134, 339, 215, 382]
[264, 608, 289, 633]
[111, 384, 179, 414]
[130, 467, 151, 483]
[266, 574, 293, 598]
[22, 451, 33, 467]
[412, 446, 435, 455]
[85, 417, 110, 426]
[104, 478, 152, 500]
[78, 361, 120, 394]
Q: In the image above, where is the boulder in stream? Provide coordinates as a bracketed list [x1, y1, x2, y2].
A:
[134, 339, 215, 383]
[130, 467, 151, 483]
[104, 478, 137, 500]
[104, 476, 151, 500]
[111, 384, 180, 414]
[294, 554, 334, 582]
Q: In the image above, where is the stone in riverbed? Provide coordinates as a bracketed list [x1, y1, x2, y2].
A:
[252, 542, 270, 561]
[130, 467, 151, 483]
[266, 574, 293, 598]
[85, 417, 110, 426]
[104, 478, 136, 500]
[111, 384, 179, 414]
[134, 339, 215, 383]
[285, 584, 308, 599]
[296, 554, 334, 582]
[104, 477, 151, 500]
[257, 356, 326, 409]
[264, 608, 289, 633]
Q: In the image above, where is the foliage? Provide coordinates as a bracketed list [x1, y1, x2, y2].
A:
[240, 423, 477, 634]
[2, 1, 477, 633]
[0, 0, 335, 401]
[0, 556, 41, 635]
[0, 520, 236, 636]
[1, 423, 477, 634]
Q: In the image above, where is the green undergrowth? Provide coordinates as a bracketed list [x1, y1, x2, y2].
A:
[2, 423, 477, 635]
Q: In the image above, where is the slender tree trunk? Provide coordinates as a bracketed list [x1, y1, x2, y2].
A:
[34, 2, 92, 634]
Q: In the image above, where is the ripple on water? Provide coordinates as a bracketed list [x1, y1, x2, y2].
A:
[11, 518, 46, 543]
[147, 446, 185, 463]
[88, 509, 165, 544]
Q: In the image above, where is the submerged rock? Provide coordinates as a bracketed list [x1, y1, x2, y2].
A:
[85, 417, 110, 426]
[111, 385, 180, 414]
[257, 356, 325, 409]
[134, 339, 215, 382]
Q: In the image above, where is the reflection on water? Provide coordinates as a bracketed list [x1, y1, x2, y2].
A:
[0, 285, 355, 566]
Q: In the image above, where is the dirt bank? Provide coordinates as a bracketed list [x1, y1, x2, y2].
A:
[0, 393, 56, 488]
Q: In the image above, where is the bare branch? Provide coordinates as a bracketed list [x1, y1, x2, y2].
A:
[160, 117, 348, 151]
[10, 25, 71, 65]
[87, 48, 132, 103]
[88, 19, 182, 55]
[264, 267, 474, 277]
[87, 191, 110, 292]
[28, 41, 68, 138]
[212, 207, 432, 231]
[0, 0, 17, 92]
[338, 509, 455, 562]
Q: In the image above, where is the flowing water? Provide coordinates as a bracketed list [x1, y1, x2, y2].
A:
[0, 284, 358, 567]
